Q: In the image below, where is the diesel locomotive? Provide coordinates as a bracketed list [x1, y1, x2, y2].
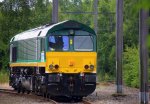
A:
[9, 20, 97, 99]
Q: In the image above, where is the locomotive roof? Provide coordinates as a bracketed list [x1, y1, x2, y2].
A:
[10, 20, 96, 42]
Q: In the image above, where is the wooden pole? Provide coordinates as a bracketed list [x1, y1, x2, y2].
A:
[52, 0, 58, 23]
[139, 9, 149, 104]
[116, 0, 123, 94]
[94, 0, 98, 34]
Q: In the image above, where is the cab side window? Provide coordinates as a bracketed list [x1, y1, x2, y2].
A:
[49, 36, 69, 51]
[12, 47, 17, 62]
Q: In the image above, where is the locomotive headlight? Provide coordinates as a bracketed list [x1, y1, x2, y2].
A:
[49, 64, 54, 70]
[90, 65, 94, 70]
[84, 65, 89, 69]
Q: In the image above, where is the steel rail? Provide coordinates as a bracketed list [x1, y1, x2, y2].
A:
[49, 99, 58, 104]
[82, 99, 92, 104]
[0, 89, 18, 94]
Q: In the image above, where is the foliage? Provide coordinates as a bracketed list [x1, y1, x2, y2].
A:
[124, 0, 139, 47]
[97, 32, 116, 77]
[123, 46, 139, 88]
[96, 0, 116, 81]
[136, 0, 150, 10]
[0, 70, 9, 83]
[0, 0, 52, 70]
[59, 0, 93, 26]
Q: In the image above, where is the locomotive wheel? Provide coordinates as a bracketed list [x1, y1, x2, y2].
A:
[14, 87, 17, 91]
[17, 82, 22, 93]
[17, 88, 21, 93]
[27, 90, 30, 94]
[72, 97, 83, 102]
[45, 93, 49, 100]
[35, 88, 41, 96]
[43, 92, 47, 98]
[22, 88, 25, 94]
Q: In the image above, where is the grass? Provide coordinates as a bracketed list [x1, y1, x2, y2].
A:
[0, 70, 9, 84]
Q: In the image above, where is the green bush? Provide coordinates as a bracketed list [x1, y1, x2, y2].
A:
[0, 70, 9, 84]
[123, 46, 139, 88]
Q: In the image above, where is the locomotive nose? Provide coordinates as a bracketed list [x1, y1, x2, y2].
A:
[46, 52, 96, 73]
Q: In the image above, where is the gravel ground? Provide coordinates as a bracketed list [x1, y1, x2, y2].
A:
[0, 93, 52, 104]
[0, 83, 148, 104]
[0, 83, 52, 104]
[86, 82, 140, 104]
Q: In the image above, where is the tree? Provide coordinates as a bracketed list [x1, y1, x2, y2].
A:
[123, 46, 139, 87]
[0, 0, 52, 70]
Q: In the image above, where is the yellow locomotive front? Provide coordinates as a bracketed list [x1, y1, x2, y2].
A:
[45, 25, 97, 98]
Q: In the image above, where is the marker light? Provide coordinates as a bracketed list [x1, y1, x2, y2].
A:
[84, 65, 89, 69]
[49, 64, 54, 70]
[90, 65, 94, 70]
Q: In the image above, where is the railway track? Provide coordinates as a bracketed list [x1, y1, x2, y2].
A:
[82, 99, 92, 104]
[0, 89, 57, 104]
[0, 89, 18, 95]
[46, 97, 93, 104]
[0, 89, 92, 104]
[0, 89, 34, 96]
[48, 99, 58, 104]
